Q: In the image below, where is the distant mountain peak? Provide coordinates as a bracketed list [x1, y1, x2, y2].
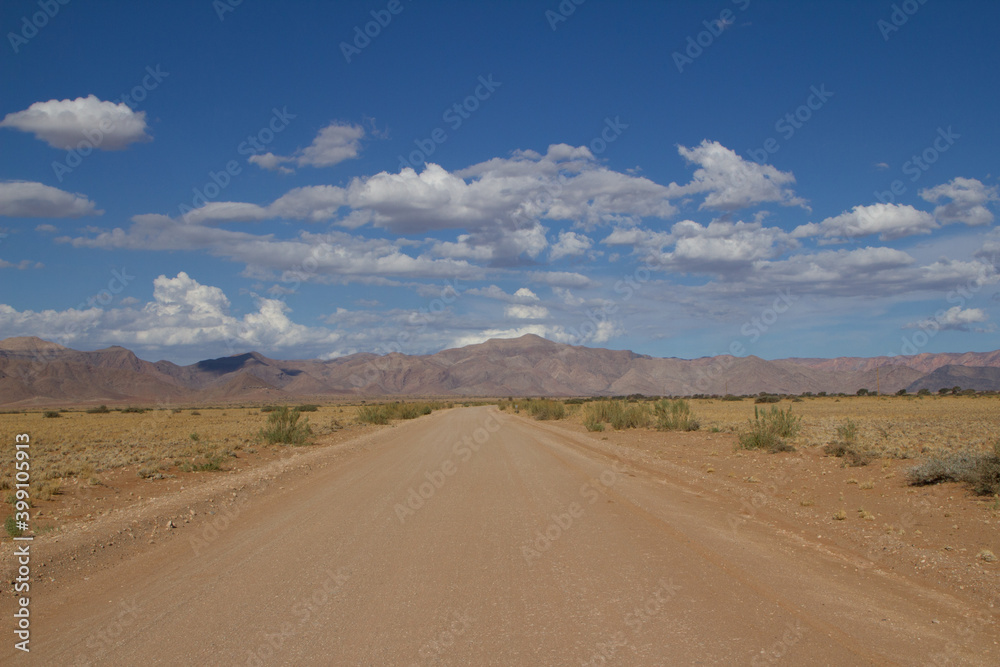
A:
[0, 336, 69, 353]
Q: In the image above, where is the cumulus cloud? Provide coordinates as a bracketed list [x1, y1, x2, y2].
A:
[903, 306, 990, 332]
[249, 121, 364, 172]
[0, 95, 151, 150]
[0, 181, 101, 218]
[0, 272, 340, 353]
[668, 140, 806, 211]
[920, 177, 998, 226]
[550, 230, 593, 261]
[347, 144, 677, 234]
[465, 285, 540, 303]
[504, 304, 550, 319]
[653, 220, 795, 275]
[792, 203, 938, 241]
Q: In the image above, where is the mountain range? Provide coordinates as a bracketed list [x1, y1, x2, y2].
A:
[1, 334, 999, 407]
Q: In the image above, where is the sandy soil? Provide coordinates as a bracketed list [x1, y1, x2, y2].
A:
[2, 406, 998, 665]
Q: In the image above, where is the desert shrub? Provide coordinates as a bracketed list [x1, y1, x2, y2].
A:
[525, 399, 566, 421]
[581, 400, 650, 430]
[86, 405, 110, 414]
[296, 404, 320, 412]
[907, 451, 982, 486]
[43, 410, 61, 418]
[764, 405, 801, 438]
[611, 402, 650, 430]
[259, 406, 312, 445]
[5, 516, 23, 538]
[738, 406, 799, 453]
[357, 404, 390, 425]
[33, 480, 62, 500]
[896, 388, 908, 396]
[721, 395, 743, 401]
[823, 441, 873, 467]
[754, 395, 781, 404]
[908, 442, 1000, 495]
[356, 402, 438, 424]
[261, 405, 278, 413]
[583, 414, 605, 432]
[836, 419, 858, 444]
[121, 406, 146, 414]
[917, 388, 930, 396]
[654, 399, 700, 431]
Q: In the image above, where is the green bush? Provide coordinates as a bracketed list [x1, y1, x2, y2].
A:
[653, 399, 700, 431]
[296, 404, 320, 412]
[737, 405, 800, 453]
[525, 399, 566, 420]
[86, 405, 110, 414]
[611, 403, 650, 430]
[121, 406, 146, 414]
[754, 395, 781, 404]
[356, 401, 439, 424]
[356, 404, 390, 425]
[835, 419, 858, 444]
[259, 406, 312, 445]
[43, 410, 61, 418]
[5, 516, 24, 538]
[583, 414, 605, 432]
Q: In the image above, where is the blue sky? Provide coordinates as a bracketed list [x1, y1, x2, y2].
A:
[1, 0, 998, 365]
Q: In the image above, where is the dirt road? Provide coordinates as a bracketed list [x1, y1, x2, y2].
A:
[10, 406, 999, 664]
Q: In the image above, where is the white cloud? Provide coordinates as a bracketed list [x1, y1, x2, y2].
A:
[504, 304, 550, 319]
[528, 271, 594, 288]
[177, 186, 347, 224]
[920, 177, 998, 226]
[0, 181, 101, 218]
[513, 287, 539, 301]
[654, 220, 794, 274]
[904, 306, 990, 332]
[698, 247, 997, 299]
[430, 221, 549, 264]
[0, 95, 150, 150]
[0, 272, 340, 352]
[550, 230, 593, 260]
[63, 220, 479, 284]
[346, 144, 677, 234]
[249, 121, 364, 172]
[465, 285, 539, 303]
[0, 259, 39, 270]
[792, 203, 938, 241]
[669, 140, 806, 211]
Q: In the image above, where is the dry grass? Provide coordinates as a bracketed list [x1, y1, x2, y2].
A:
[0, 404, 363, 496]
[679, 395, 1000, 460]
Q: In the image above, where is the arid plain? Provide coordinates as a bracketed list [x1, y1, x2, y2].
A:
[2, 395, 998, 663]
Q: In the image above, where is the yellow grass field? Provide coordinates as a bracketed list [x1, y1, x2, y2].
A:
[0, 405, 361, 498]
[2, 396, 997, 506]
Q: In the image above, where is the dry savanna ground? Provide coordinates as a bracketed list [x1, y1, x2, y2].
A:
[2, 395, 998, 574]
[0, 395, 997, 663]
